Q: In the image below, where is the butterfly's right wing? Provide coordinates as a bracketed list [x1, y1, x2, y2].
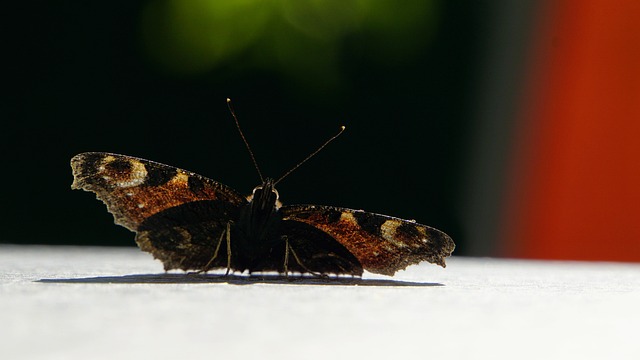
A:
[281, 205, 454, 276]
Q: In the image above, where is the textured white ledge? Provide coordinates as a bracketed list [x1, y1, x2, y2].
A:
[1, 245, 639, 360]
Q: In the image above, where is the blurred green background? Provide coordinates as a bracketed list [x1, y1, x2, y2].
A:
[4, 1, 537, 256]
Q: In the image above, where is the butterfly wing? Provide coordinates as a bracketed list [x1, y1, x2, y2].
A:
[281, 205, 455, 276]
[71, 152, 248, 271]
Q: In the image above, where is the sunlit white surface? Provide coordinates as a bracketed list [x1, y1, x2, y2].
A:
[1, 245, 639, 360]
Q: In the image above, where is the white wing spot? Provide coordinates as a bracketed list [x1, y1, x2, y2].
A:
[98, 155, 116, 172]
[171, 172, 189, 184]
[339, 212, 358, 225]
[115, 160, 148, 188]
[380, 219, 407, 248]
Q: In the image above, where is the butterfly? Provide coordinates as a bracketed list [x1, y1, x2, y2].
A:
[70, 101, 454, 277]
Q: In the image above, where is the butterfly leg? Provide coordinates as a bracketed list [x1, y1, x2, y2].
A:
[284, 239, 327, 278]
[224, 221, 232, 275]
[198, 227, 227, 274]
[283, 237, 290, 278]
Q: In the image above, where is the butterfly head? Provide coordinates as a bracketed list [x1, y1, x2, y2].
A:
[248, 178, 281, 210]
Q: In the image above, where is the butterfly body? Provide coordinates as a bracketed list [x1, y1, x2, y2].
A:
[71, 152, 454, 276]
[236, 178, 282, 260]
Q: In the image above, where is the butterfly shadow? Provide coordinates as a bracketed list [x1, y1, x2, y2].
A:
[38, 273, 443, 287]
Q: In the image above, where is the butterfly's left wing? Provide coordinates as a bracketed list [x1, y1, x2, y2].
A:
[71, 152, 248, 271]
[281, 205, 455, 276]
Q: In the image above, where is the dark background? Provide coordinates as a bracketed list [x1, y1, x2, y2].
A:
[5, 1, 532, 255]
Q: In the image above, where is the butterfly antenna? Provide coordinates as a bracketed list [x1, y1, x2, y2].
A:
[227, 98, 264, 183]
[275, 125, 346, 186]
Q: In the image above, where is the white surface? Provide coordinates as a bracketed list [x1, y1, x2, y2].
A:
[1, 245, 639, 360]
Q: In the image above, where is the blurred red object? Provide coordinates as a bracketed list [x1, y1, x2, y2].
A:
[502, 0, 640, 261]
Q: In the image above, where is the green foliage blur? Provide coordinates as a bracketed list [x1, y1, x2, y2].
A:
[141, 0, 437, 91]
